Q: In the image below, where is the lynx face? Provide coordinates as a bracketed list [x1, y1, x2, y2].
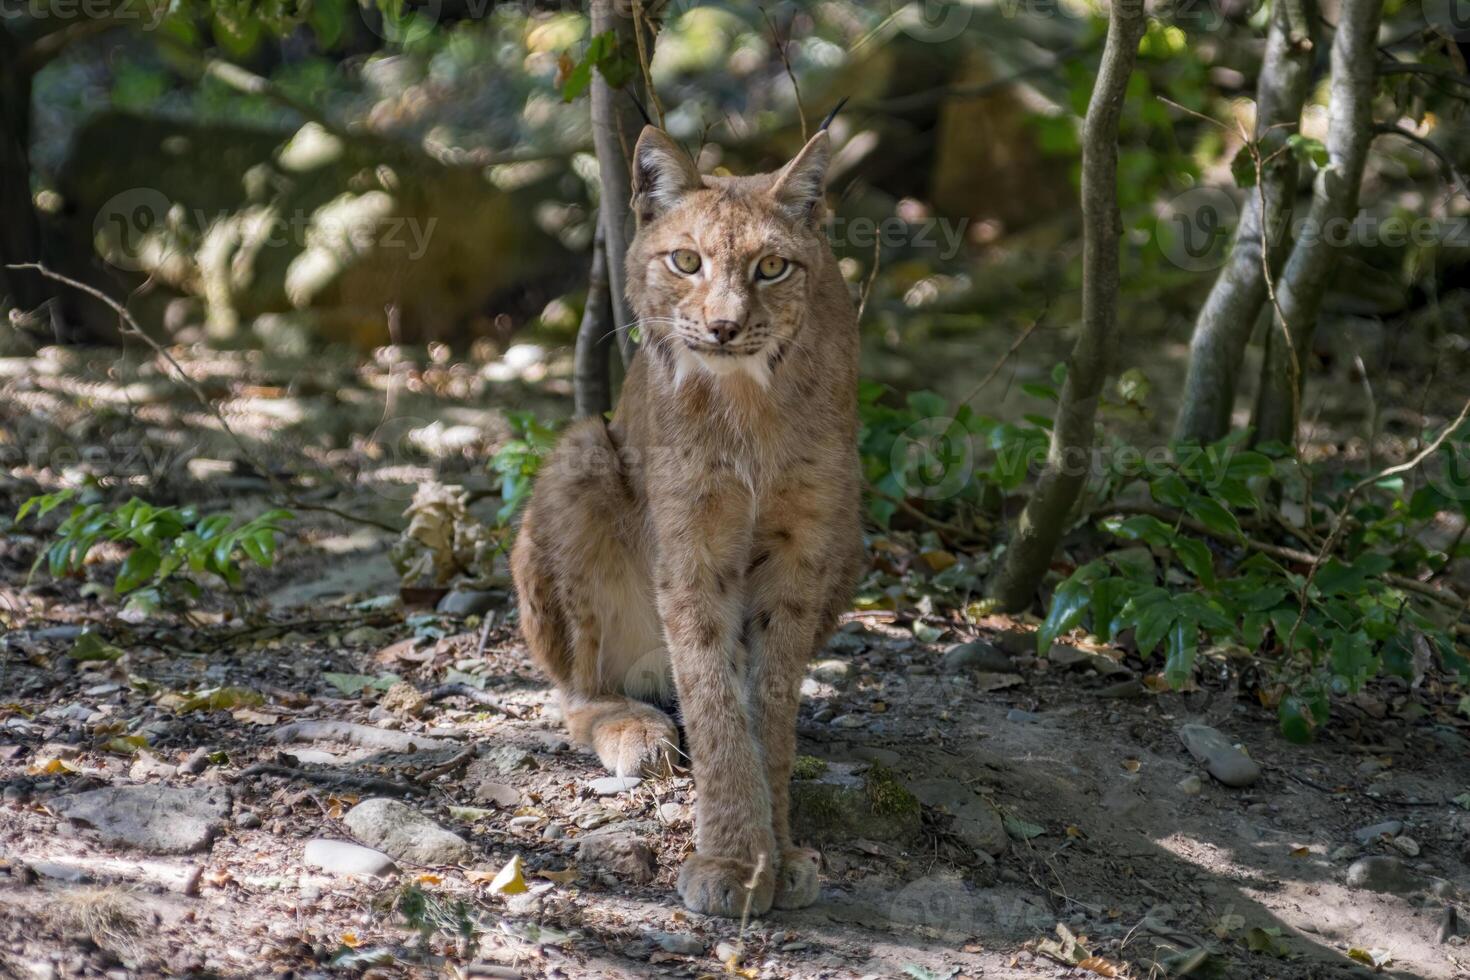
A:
[626, 129, 832, 387]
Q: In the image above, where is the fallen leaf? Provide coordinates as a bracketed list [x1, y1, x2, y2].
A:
[68, 633, 123, 662]
[489, 854, 528, 895]
[1290, 846, 1309, 858]
[1078, 956, 1121, 977]
[416, 873, 442, 885]
[1122, 758, 1141, 772]
[340, 932, 360, 948]
[177, 686, 263, 713]
[1348, 947, 1392, 969]
[232, 708, 280, 725]
[538, 866, 578, 885]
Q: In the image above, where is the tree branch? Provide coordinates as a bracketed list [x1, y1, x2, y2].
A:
[1373, 123, 1470, 202]
[1252, 0, 1384, 446]
[990, 0, 1148, 612]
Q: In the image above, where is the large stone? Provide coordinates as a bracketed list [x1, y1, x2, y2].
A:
[1347, 856, 1423, 895]
[941, 640, 1015, 674]
[303, 838, 398, 877]
[1178, 724, 1261, 787]
[1354, 820, 1404, 845]
[343, 798, 472, 865]
[907, 777, 1007, 856]
[790, 763, 922, 845]
[436, 589, 502, 618]
[52, 785, 230, 854]
[577, 831, 657, 884]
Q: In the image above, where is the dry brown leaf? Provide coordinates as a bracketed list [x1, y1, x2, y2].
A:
[1078, 956, 1120, 977]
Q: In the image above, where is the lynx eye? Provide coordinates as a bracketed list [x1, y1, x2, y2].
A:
[755, 255, 790, 281]
[669, 249, 702, 275]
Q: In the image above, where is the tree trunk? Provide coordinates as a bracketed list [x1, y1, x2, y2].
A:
[1251, 0, 1383, 447]
[574, 223, 615, 418]
[0, 28, 48, 316]
[1173, 0, 1318, 444]
[990, 0, 1148, 613]
[589, 0, 648, 368]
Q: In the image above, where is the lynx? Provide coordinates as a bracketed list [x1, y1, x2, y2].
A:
[510, 125, 863, 917]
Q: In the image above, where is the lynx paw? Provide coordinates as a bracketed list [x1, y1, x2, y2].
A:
[772, 847, 821, 909]
[593, 709, 679, 778]
[677, 854, 775, 918]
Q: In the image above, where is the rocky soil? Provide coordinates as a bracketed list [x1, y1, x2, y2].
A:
[2, 348, 1468, 979]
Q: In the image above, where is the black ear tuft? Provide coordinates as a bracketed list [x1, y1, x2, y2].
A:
[819, 97, 849, 132]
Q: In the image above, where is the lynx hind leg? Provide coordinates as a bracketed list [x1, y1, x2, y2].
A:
[511, 419, 679, 778]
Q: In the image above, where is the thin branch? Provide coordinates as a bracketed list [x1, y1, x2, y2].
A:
[1378, 62, 1470, 90]
[761, 5, 807, 141]
[4, 263, 403, 535]
[857, 39, 1103, 114]
[960, 307, 1046, 406]
[630, 0, 664, 129]
[1373, 123, 1470, 201]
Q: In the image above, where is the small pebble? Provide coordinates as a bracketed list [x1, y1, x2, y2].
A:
[1177, 775, 1202, 796]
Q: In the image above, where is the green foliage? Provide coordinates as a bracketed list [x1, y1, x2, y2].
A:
[558, 29, 638, 102]
[490, 412, 563, 526]
[857, 381, 1049, 529]
[1038, 435, 1464, 742]
[17, 490, 291, 613]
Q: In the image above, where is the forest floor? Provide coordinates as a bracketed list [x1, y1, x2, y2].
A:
[2, 345, 1470, 980]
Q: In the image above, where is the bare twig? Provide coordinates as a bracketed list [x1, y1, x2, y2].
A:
[856, 239, 881, 324]
[5, 263, 403, 535]
[238, 761, 424, 796]
[761, 6, 807, 141]
[961, 307, 1047, 406]
[1373, 122, 1470, 202]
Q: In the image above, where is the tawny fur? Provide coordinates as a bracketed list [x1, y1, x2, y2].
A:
[511, 126, 862, 917]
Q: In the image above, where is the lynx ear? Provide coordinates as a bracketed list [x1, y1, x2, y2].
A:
[632, 127, 701, 223]
[769, 131, 831, 226]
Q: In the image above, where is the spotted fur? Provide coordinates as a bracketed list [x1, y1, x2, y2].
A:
[511, 127, 863, 917]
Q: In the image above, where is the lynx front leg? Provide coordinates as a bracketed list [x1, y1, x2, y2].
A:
[655, 482, 777, 917]
[746, 487, 860, 910]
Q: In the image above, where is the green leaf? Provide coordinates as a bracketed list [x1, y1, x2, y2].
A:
[1038, 573, 1095, 652]
[69, 632, 124, 662]
[1170, 535, 1214, 586]
[1287, 133, 1328, 168]
[1189, 494, 1241, 539]
[115, 547, 161, 594]
[1231, 145, 1257, 187]
[1163, 616, 1198, 688]
[1104, 514, 1174, 549]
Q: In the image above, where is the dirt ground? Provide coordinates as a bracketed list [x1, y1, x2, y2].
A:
[2, 346, 1470, 979]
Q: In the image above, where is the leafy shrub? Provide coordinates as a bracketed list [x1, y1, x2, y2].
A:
[489, 411, 563, 526]
[17, 490, 292, 613]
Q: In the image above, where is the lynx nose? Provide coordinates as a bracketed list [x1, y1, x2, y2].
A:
[707, 320, 743, 345]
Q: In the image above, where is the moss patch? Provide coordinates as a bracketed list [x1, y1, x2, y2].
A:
[791, 755, 828, 780]
[864, 765, 920, 817]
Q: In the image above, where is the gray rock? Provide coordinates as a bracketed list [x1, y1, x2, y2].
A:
[809, 659, 852, 685]
[1006, 709, 1042, 724]
[577, 832, 657, 883]
[826, 631, 868, 655]
[436, 590, 502, 618]
[1178, 724, 1260, 787]
[1047, 644, 1091, 668]
[179, 747, 211, 775]
[1392, 835, 1422, 857]
[303, 838, 398, 877]
[51, 785, 230, 854]
[790, 763, 922, 845]
[234, 810, 262, 830]
[941, 640, 1015, 674]
[343, 798, 473, 865]
[1347, 855, 1423, 895]
[1177, 775, 1203, 796]
[904, 777, 1007, 855]
[588, 776, 642, 796]
[645, 930, 704, 955]
[1354, 820, 1403, 845]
